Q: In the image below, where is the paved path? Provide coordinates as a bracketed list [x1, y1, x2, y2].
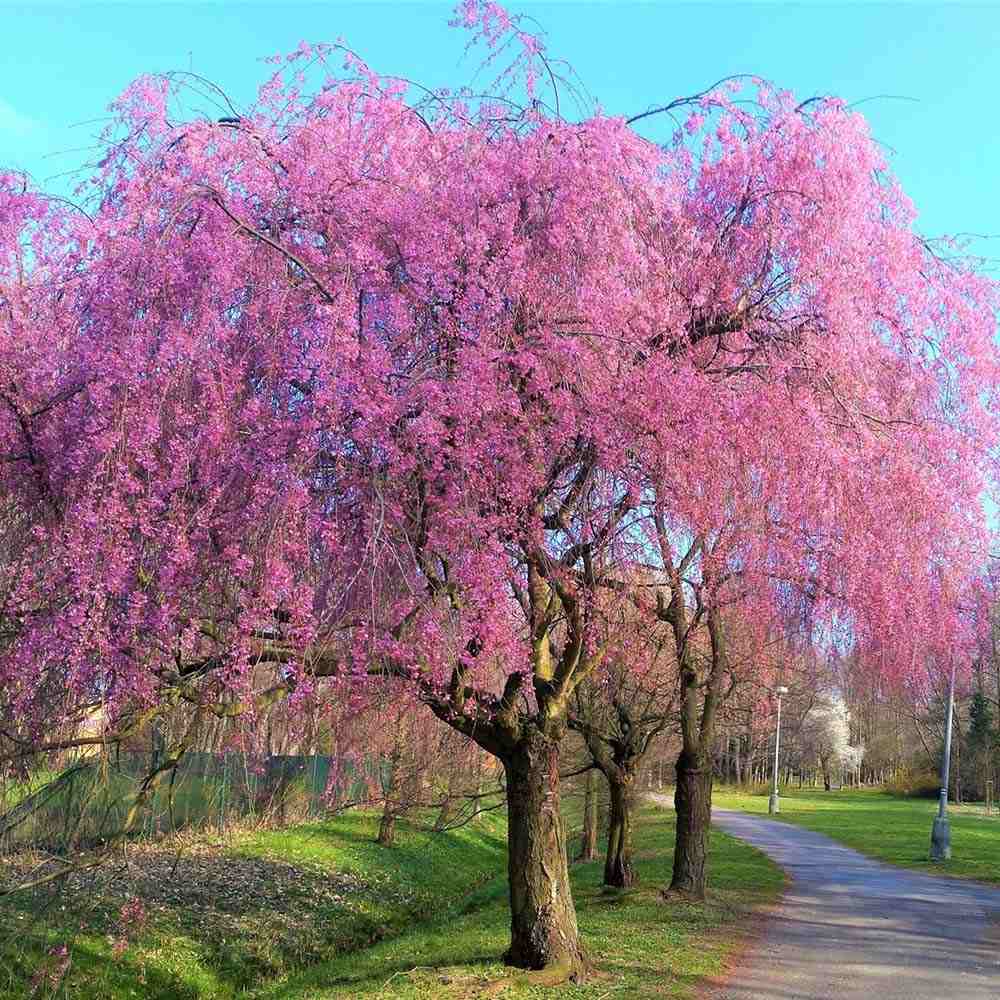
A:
[706, 808, 1000, 999]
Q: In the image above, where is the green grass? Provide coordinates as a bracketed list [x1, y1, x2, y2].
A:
[0, 802, 784, 1000]
[0, 809, 507, 999]
[250, 804, 784, 1000]
[714, 786, 1000, 882]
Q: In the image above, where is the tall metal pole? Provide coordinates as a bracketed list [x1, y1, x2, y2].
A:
[769, 686, 789, 815]
[930, 658, 957, 861]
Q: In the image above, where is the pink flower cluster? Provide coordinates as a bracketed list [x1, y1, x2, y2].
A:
[0, 3, 996, 748]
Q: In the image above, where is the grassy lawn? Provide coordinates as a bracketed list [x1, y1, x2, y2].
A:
[251, 804, 784, 1000]
[0, 801, 783, 999]
[714, 786, 1000, 883]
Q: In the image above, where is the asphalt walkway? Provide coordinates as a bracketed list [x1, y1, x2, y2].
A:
[705, 808, 1000, 999]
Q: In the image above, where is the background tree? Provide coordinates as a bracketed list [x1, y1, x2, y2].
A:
[570, 632, 678, 888]
[965, 685, 995, 801]
[796, 694, 863, 791]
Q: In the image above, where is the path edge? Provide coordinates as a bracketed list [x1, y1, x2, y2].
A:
[644, 795, 792, 1000]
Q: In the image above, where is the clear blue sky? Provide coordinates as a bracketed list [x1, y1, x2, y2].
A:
[1, 2, 998, 246]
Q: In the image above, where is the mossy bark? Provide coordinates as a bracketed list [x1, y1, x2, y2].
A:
[434, 770, 460, 831]
[603, 773, 636, 888]
[502, 728, 588, 978]
[377, 808, 397, 846]
[663, 604, 727, 902]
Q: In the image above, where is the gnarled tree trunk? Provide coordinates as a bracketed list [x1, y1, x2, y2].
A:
[604, 771, 636, 887]
[502, 727, 588, 978]
[433, 796, 457, 831]
[570, 686, 666, 890]
[377, 807, 397, 846]
[434, 765, 461, 832]
[663, 604, 727, 901]
[419, 544, 602, 982]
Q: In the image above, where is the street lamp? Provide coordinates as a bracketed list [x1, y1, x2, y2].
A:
[930, 659, 957, 862]
[769, 685, 789, 815]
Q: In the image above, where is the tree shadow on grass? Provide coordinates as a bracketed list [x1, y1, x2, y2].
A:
[249, 884, 513, 1000]
[259, 948, 508, 1000]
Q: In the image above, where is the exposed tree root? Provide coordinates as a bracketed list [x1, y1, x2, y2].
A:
[659, 886, 706, 904]
[480, 954, 603, 994]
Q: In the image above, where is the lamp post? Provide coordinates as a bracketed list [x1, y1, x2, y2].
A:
[930, 658, 957, 861]
[769, 685, 789, 815]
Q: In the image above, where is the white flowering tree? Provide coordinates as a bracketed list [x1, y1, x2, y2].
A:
[799, 695, 864, 790]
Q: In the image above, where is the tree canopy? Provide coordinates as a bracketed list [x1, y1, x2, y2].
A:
[1, 1, 997, 974]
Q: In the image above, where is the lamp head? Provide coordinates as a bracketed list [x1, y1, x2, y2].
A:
[776, 686, 789, 696]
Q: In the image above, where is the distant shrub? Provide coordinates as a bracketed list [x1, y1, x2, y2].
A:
[884, 771, 940, 799]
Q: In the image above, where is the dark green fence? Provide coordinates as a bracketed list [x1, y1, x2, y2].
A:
[0, 751, 383, 854]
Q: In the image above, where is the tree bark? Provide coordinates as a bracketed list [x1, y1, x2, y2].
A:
[502, 728, 588, 978]
[434, 767, 460, 831]
[658, 575, 727, 902]
[377, 807, 397, 846]
[425, 672, 589, 981]
[433, 796, 457, 832]
[603, 772, 636, 888]
[669, 749, 712, 898]
[576, 769, 598, 862]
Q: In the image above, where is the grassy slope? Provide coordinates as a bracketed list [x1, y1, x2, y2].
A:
[714, 786, 1000, 882]
[252, 805, 784, 1000]
[0, 810, 507, 1000]
[1, 802, 783, 1000]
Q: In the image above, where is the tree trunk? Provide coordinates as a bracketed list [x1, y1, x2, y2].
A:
[378, 750, 400, 845]
[502, 729, 588, 978]
[603, 773, 636, 888]
[434, 767, 460, 832]
[377, 807, 397, 846]
[576, 769, 598, 862]
[669, 749, 712, 898]
[434, 795, 457, 832]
